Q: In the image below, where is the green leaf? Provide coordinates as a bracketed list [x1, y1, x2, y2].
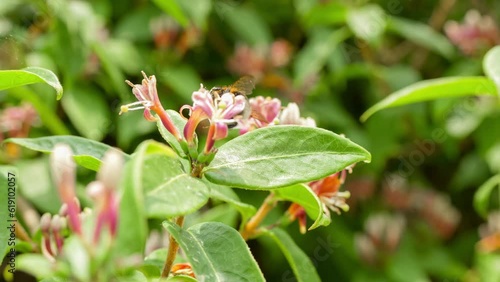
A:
[274, 183, 330, 230]
[346, 5, 386, 43]
[4, 136, 130, 171]
[163, 221, 265, 281]
[387, 17, 454, 58]
[61, 86, 111, 141]
[474, 174, 500, 218]
[294, 27, 350, 85]
[262, 228, 321, 282]
[142, 152, 209, 218]
[0, 67, 63, 99]
[114, 141, 152, 257]
[204, 125, 371, 189]
[206, 181, 257, 228]
[0, 166, 17, 258]
[222, 8, 272, 46]
[16, 254, 55, 279]
[361, 77, 498, 122]
[152, 0, 189, 27]
[157, 110, 188, 157]
[483, 45, 500, 94]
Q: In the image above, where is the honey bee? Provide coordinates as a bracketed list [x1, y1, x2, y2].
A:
[210, 76, 256, 124]
[209, 75, 255, 99]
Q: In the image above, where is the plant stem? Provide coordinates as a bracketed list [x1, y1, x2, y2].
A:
[241, 193, 276, 240]
[161, 216, 185, 278]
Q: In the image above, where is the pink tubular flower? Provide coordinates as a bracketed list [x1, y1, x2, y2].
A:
[181, 85, 246, 153]
[87, 149, 123, 242]
[238, 96, 281, 134]
[50, 144, 82, 235]
[121, 71, 182, 140]
[288, 168, 352, 234]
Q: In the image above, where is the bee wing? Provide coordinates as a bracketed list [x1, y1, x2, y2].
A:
[230, 76, 255, 96]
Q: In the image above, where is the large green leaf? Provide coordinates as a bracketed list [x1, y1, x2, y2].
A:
[0, 67, 63, 99]
[474, 174, 500, 218]
[262, 228, 321, 282]
[204, 126, 371, 189]
[361, 77, 498, 122]
[483, 45, 500, 94]
[274, 183, 330, 230]
[163, 221, 265, 282]
[142, 152, 209, 218]
[4, 136, 130, 171]
[114, 141, 152, 257]
[387, 17, 454, 58]
[0, 166, 17, 258]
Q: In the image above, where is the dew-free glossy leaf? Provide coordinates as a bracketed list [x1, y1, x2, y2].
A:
[0, 67, 63, 99]
[4, 136, 130, 171]
[361, 77, 498, 122]
[143, 154, 209, 218]
[274, 183, 330, 230]
[483, 45, 500, 94]
[138, 141, 208, 218]
[163, 221, 265, 282]
[204, 126, 371, 189]
[474, 174, 500, 218]
[262, 228, 321, 282]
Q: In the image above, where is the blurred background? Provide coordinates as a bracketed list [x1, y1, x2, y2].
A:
[1, 0, 500, 281]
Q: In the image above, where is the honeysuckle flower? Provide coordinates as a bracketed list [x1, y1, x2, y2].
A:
[121, 71, 182, 140]
[444, 10, 499, 55]
[279, 102, 316, 127]
[87, 149, 123, 242]
[287, 168, 352, 234]
[51, 144, 81, 235]
[181, 85, 246, 153]
[238, 96, 281, 134]
[355, 213, 406, 265]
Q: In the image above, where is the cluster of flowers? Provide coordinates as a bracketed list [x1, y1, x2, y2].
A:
[120, 72, 353, 233]
[41, 145, 122, 261]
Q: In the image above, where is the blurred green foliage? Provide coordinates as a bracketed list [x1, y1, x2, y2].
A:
[1, 0, 500, 281]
